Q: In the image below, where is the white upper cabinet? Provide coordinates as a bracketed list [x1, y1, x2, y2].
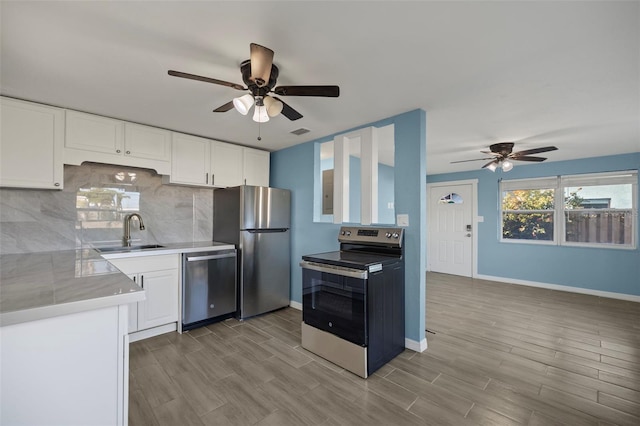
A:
[211, 141, 243, 187]
[64, 110, 171, 174]
[167, 133, 267, 188]
[243, 147, 270, 187]
[65, 110, 124, 154]
[124, 123, 171, 162]
[0, 97, 64, 189]
[168, 132, 211, 186]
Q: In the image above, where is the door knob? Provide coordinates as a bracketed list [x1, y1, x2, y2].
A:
[466, 233, 471, 237]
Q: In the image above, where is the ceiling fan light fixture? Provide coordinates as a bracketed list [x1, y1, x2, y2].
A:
[253, 105, 269, 123]
[502, 159, 514, 172]
[263, 95, 283, 117]
[233, 94, 254, 115]
[486, 162, 498, 172]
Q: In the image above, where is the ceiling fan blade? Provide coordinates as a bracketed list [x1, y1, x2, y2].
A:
[451, 157, 496, 164]
[168, 70, 245, 91]
[511, 155, 547, 162]
[249, 43, 274, 88]
[512, 146, 558, 156]
[273, 85, 340, 97]
[480, 150, 501, 156]
[482, 160, 499, 169]
[213, 101, 234, 112]
[273, 97, 303, 121]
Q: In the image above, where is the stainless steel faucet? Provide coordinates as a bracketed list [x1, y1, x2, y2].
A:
[123, 213, 145, 246]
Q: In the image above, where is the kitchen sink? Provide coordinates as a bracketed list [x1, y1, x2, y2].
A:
[96, 244, 165, 253]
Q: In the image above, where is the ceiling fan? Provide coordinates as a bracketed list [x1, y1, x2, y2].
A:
[168, 43, 340, 123]
[451, 142, 558, 172]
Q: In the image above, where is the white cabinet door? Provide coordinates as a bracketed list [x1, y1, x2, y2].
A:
[0, 97, 64, 189]
[124, 123, 171, 162]
[105, 254, 179, 334]
[170, 133, 211, 185]
[65, 111, 171, 174]
[0, 306, 126, 425]
[137, 269, 179, 330]
[127, 273, 139, 333]
[127, 302, 138, 333]
[65, 110, 124, 155]
[211, 141, 243, 187]
[243, 147, 270, 186]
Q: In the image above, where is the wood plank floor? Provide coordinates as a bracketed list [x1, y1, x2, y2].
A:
[129, 272, 640, 425]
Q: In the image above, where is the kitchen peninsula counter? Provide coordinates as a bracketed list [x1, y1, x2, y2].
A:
[0, 249, 144, 326]
[0, 241, 235, 326]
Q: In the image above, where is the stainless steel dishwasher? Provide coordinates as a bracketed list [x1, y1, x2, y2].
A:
[182, 249, 237, 331]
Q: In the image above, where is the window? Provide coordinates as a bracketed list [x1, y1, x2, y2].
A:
[500, 171, 637, 249]
[439, 193, 463, 204]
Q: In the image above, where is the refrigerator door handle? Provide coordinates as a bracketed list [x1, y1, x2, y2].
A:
[246, 228, 288, 233]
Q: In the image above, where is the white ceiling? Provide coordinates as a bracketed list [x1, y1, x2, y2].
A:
[1, 1, 638, 175]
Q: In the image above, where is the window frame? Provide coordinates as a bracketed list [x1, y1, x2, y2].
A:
[499, 171, 637, 250]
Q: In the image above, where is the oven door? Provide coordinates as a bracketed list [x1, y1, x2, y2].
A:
[300, 261, 368, 346]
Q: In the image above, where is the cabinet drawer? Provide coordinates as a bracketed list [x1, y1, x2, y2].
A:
[107, 254, 179, 275]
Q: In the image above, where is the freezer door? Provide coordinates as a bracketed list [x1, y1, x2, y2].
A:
[242, 186, 291, 230]
[239, 229, 291, 319]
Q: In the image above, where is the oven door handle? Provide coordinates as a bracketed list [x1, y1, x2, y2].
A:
[299, 261, 368, 279]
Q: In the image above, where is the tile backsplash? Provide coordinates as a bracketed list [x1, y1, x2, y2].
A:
[0, 163, 213, 254]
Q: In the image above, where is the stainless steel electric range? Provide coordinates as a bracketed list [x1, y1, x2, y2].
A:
[300, 226, 405, 378]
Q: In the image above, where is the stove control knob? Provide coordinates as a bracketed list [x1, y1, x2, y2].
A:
[385, 232, 392, 238]
[345, 231, 351, 236]
[341, 231, 346, 236]
[392, 232, 400, 239]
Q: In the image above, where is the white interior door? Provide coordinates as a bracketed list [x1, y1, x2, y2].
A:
[428, 183, 474, 277]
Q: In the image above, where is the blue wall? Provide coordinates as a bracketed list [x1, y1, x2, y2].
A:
[427, 153, 640, 296]
[271, 109, 427, 344]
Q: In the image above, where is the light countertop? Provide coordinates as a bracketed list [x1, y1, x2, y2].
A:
[96, 241, 235, 259]
[0, 241, 235, 326]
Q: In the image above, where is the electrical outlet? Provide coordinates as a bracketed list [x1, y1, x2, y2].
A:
[397, 214, 409, 227]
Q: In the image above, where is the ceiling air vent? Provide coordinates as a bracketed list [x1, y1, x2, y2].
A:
[290, 127, 311, 136]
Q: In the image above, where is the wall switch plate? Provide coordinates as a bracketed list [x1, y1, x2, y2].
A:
[397, 214, 409, 227]
[477, 216, 484, 222]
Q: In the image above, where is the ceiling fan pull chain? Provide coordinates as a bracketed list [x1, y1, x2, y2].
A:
[257, 120, 262, 141]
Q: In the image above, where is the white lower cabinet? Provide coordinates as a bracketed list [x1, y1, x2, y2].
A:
[136, 269, 179, 330]
[107, 254, 179, 335]
[0, 305, 129, 425]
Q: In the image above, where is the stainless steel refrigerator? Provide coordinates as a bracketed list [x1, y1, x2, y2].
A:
[213, 185, 291, 320]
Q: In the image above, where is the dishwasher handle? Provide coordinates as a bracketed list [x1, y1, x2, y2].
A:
[186, 252, 236, 262]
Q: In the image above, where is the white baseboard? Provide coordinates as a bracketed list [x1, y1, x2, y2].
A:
[129, 322, 177, 343]
[405, 337, 428, 353]
[289, 300, 302, 310]
[476, 274, 640, 303]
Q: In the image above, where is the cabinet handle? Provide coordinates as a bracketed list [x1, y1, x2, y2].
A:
[140, 275, 144, 288]
[54, 182, 60, 187]
[116, 149, 121, 153]
[126, 150, 130, 155]
[206, 173, 209, 184]
[212, 174, 215, 185]
[132, 276, 136, 283]
[244, 178, 247, 185]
